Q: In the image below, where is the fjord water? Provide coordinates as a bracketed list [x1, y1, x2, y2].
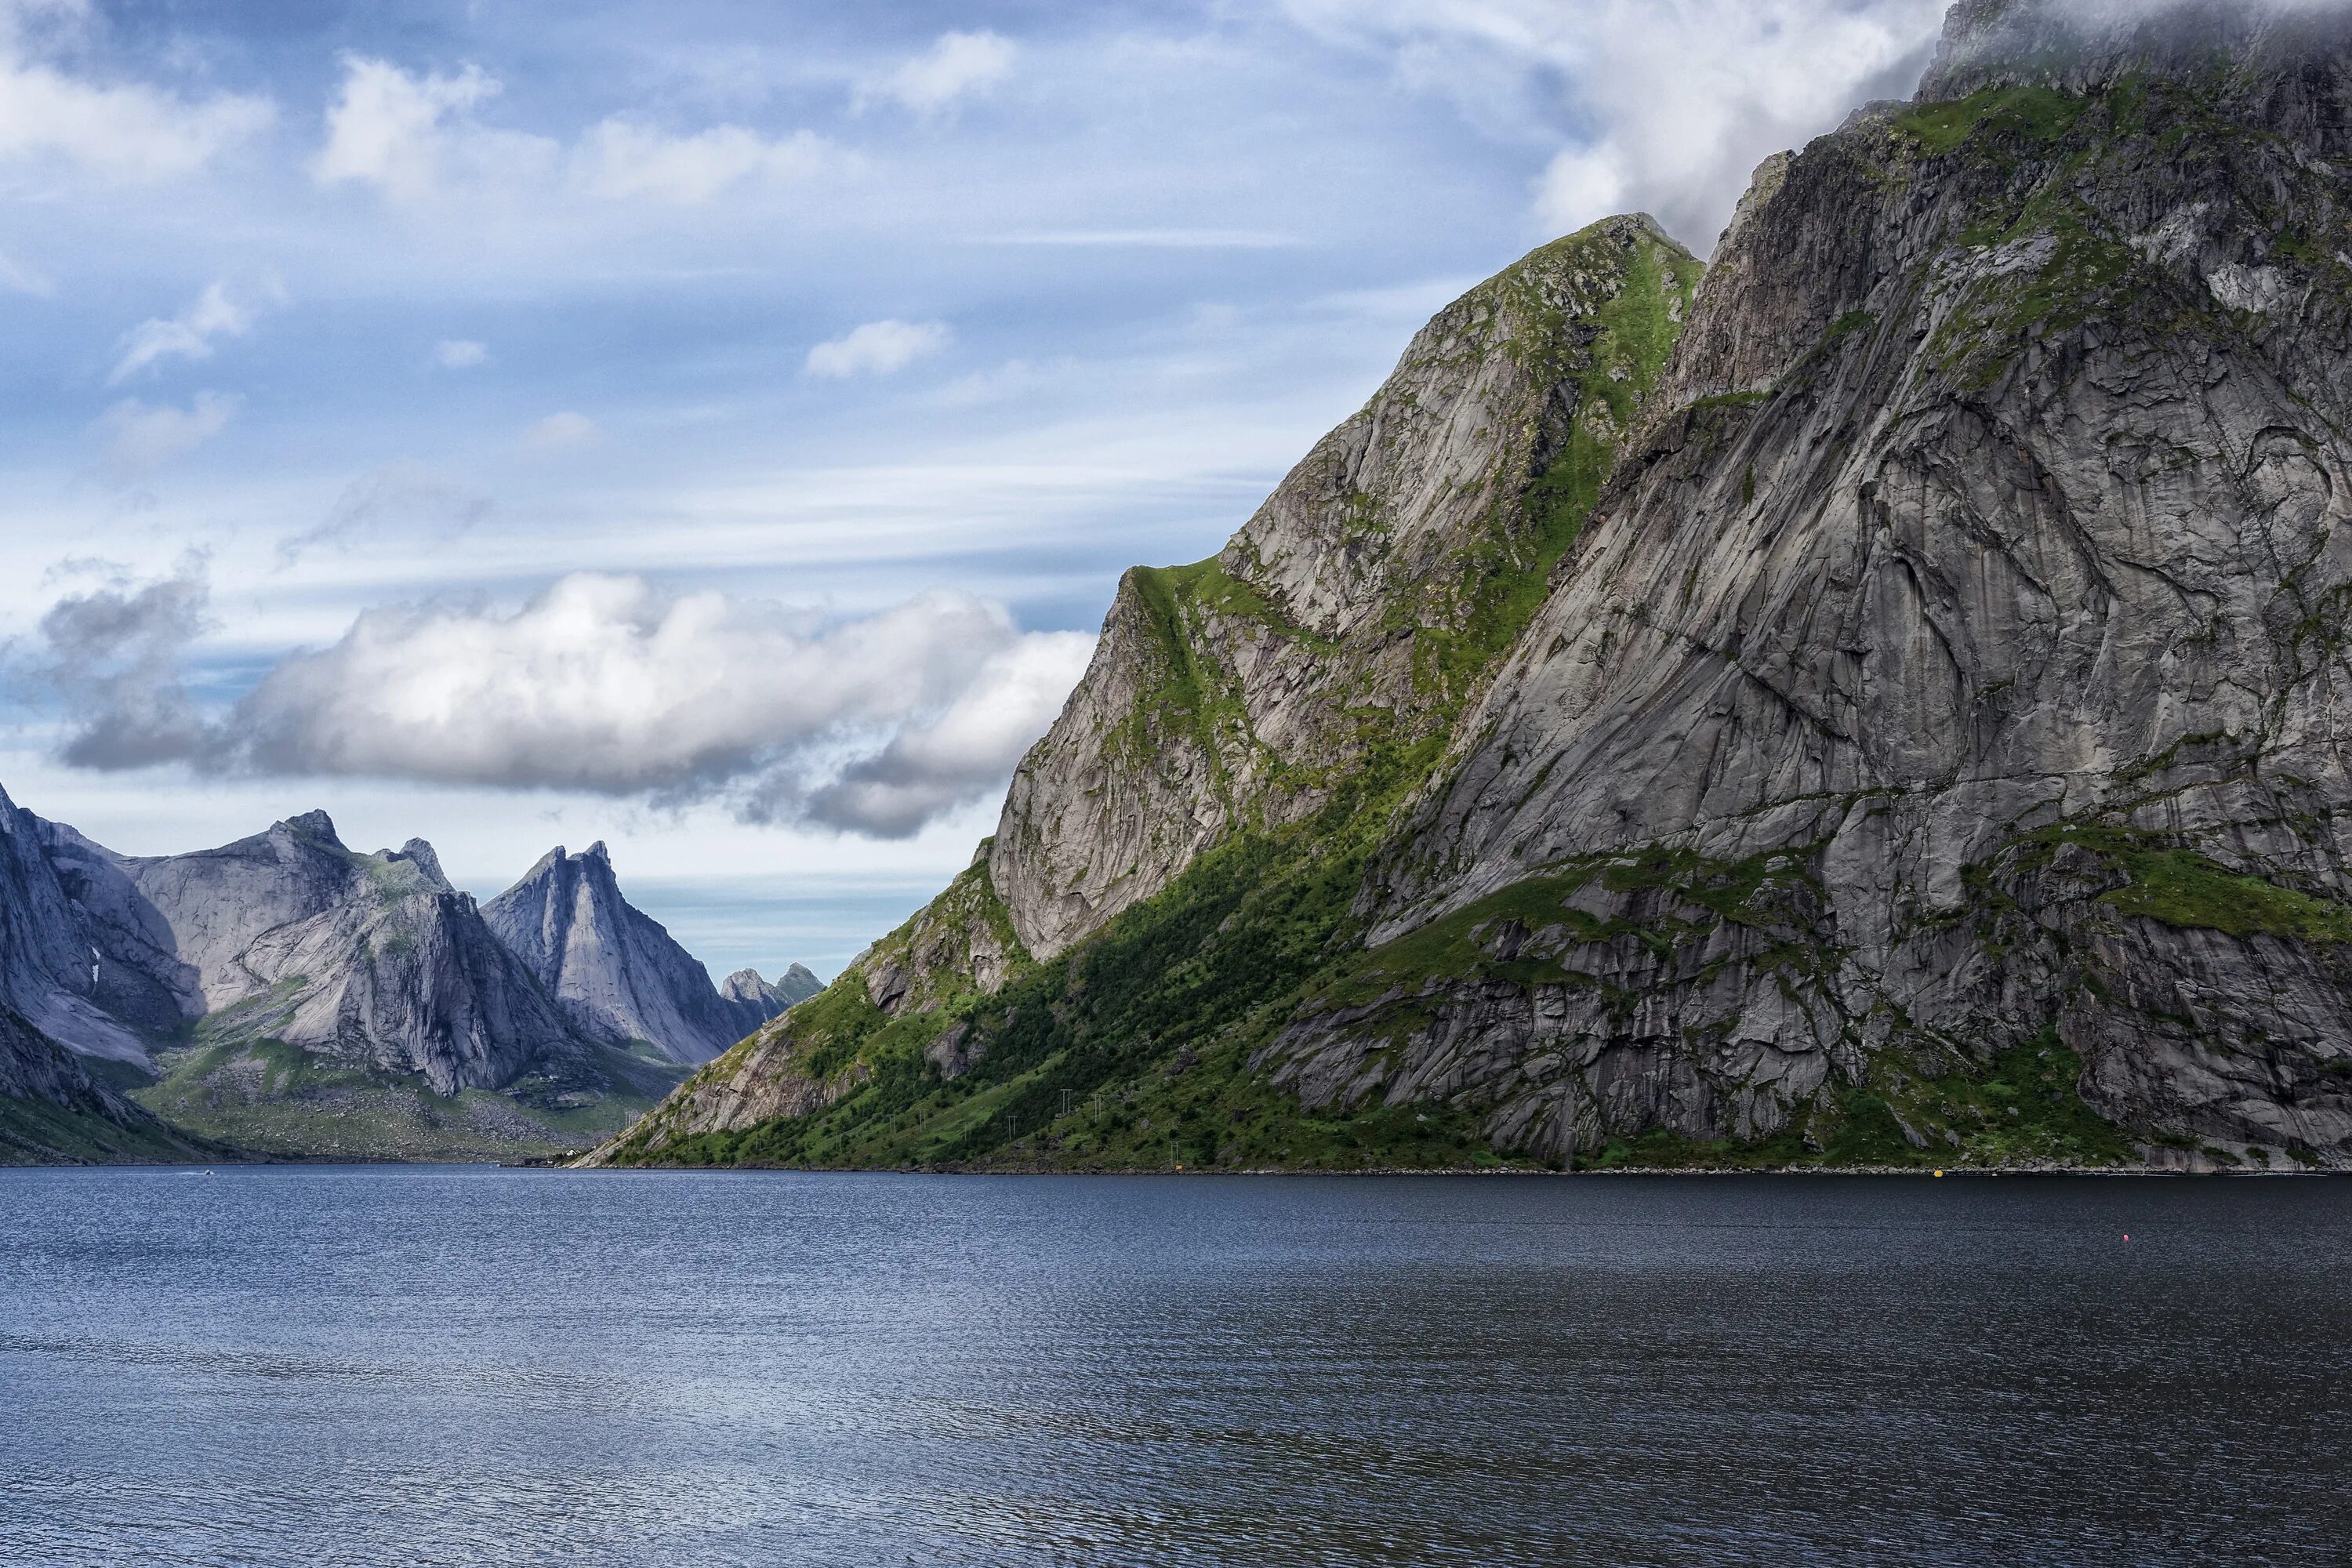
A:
[2, 1171, 2344, 1566]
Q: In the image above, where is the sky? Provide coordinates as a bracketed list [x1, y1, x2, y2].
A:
[0, 0, 1955, 979]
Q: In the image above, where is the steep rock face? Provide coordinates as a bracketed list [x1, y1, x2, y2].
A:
[597, 0, 2352, 1175]
[482, 843, 752, 1064]
[0, 1007, 203, 1166]
[0, 789, 188, 1063]
[31, 818, 201, 1041]
[589, 221, 1706, 1168]
[124, 813, 590, 1094]
[1285, 0, 2352, 1162]
[989, 216, 1704, 960]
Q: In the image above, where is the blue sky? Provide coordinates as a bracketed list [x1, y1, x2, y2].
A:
[0, 0, 1947, 978]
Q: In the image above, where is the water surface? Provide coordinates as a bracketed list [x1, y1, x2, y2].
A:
[2, 1168, 2345, 1566]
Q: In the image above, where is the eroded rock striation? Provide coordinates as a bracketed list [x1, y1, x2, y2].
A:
[483, 843, 787, 1064]
[602, 0, 2352, 1174]
[0, 794, 818, 1160]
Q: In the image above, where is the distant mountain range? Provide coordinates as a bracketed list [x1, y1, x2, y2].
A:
[0, 786, 818, 1164]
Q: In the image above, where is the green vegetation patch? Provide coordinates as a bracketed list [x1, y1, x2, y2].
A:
[136, 1033, 681, 1162]
[2023, 823, 2352, 943]
[0, 1091, 211, 1167]
[1893, 85, 2091, 156]
[2103, 847, 2352, 942]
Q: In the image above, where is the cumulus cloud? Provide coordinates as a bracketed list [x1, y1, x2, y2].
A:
[861, 30, 1017, 116]
[21, 566, 1093, 838]
[522, 411, 601, 451]
[95, 391, 238, 477]
[0, 2, 272, 180]
[310, 56, 535, 201]
[1283, 0, 1949, 249]
[802, 631, 1093, 835]
[311, 53, 835, 208]
[22, 557, 213, 769]
[805, 319, 952, 379]
[434, 338, 488, 368]
[109, 278, 277, 384]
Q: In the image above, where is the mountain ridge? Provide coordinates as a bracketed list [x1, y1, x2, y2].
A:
[593, 0, 2352, 1176]
[0, 795, 814, 1163]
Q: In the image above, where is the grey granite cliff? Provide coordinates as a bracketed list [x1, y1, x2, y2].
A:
[594, 0, 2352, 1175]
[116, 812, 590, 1094]
[482, 843, 786, 1063]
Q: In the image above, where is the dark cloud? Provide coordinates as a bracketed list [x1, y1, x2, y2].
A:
[27, 558, 216, 769]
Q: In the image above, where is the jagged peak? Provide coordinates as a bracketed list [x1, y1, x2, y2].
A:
[278, 808, 339, 843]
[1919, 0, 2352, 101]
[388, 837, 451, 891]
[514, 844, 572, 884]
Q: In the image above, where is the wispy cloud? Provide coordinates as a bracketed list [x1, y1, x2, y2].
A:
[109, 279, 278, 384]
[859, 30, 1017, 116]
[806, 319, 951, 379]
[310, 53, 837, 208]
[0, 4, 272, 181]
[574, 119, 833, 204]
[433, 339, 488, 369]
[278, 463, 492, 565]
[979, 228, 1305, 249]
[522, 411, 601, 451]
[94, 392, 238, 477]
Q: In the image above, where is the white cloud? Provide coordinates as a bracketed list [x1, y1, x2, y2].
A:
[805, 319, 952, 379]
[862, 30, 1017, 116]
[310, 54, 833, 208]
[109, 279, 275, 384]
[95, 392, 238, 476]
[0, 5, 272, 181]
[1534, 146, 1629, 235]
[572, 119, 833, 205]
[1283, 0, 1948, 249]
[24, 566, 1093, 838]
[434, 339, 488, 369]
[309, 55, 542, 203]
[805, 630, 1094, 835]
[523, 411, 601, 451]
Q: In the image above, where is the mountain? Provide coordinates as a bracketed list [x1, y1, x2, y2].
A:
[0, 786, 205, 1163]
[482, 843, 800, 1063]
[720, 964, 822, 1036]
[0, 1006, 209, 1166]
[0, 797, 818, 1162]
[595, 0, 2352, 1175]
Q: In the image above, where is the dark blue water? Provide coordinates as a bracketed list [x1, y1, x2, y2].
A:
[2, 1170, 2346, 1566]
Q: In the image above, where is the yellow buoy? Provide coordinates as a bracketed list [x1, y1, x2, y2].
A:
[1933, 1169, 1944, 1178]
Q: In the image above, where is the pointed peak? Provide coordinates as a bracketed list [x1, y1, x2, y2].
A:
[278, 809, 341, 845]
[582, 840, 612, 864]
[393, 837, 452, 891]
